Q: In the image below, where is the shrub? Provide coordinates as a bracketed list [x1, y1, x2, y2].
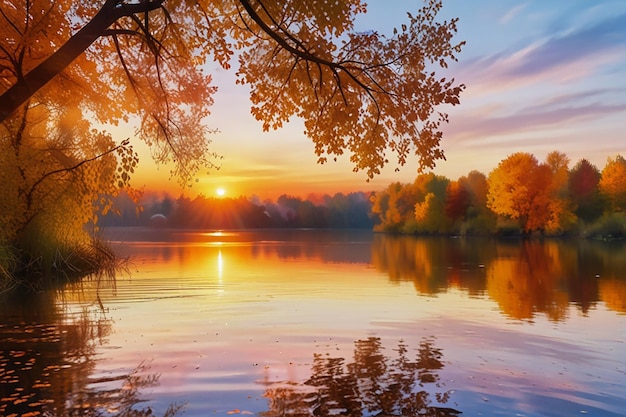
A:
[585, 213, 626, 241]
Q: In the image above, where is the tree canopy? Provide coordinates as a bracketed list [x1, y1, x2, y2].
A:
[1, 0, 465, 179]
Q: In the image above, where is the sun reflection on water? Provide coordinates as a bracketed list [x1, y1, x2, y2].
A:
[217, 249, 224, 296]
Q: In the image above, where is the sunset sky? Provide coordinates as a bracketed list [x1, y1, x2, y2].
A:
[130, 0, 626, 200]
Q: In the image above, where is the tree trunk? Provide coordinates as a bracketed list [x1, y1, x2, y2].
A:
[0, 0, 163, 123]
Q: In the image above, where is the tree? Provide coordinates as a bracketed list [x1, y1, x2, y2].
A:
[486, 151, 573, 234]
[0, 0, 465, 281]
[599, 155, 626, 212]
[456, 170, 495, 234]
[371, 182, 417, 232]
[371, 173, 451, 233]
[1, 0, 465, 179]
[1, 0, 217, 182]
[544, 151, 576, 233]
[568, 159, 604, 222]
[412, 173, 449, 233]
[487, 153, 554, 233]
[414, 192, 448, 233]
[444, 180, 471, 222]
[465, 170, 489, 208]
[0, 103, 136, 279]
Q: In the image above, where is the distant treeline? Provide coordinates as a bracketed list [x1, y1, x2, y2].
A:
[100, 192, 376, 229]
[371, 152, 626, 238]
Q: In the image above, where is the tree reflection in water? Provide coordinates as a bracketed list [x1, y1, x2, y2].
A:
[0, 288, 183, 417]
[261, 337, 461, 417]
[371, 234, 626, 320]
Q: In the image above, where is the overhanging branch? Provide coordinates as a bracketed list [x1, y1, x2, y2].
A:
[25, 139, 130, 211]
[0, 0, 165, 123]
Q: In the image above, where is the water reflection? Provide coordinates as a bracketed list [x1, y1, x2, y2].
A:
[370, 235, 626, 320]
[107, 229, 626, 321]
[0, 287, 182, 417]
[261, 337, 461, 417]
[2, 229, 623, 416]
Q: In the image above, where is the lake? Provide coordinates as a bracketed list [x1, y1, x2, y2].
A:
[1, 229, 624, 416]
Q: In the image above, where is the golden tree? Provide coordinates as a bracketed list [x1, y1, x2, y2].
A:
[408, 172, 448, 232]
[371, 173, 449, 233]
[371, 182, 419, 233]
[599, 155, 626, 212]
[487, 151, 573, 234]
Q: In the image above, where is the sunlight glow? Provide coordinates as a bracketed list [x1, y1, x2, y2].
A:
[216, 187, 226, 197]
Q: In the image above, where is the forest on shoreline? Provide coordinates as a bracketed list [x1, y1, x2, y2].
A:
[102, 151, 626, 240]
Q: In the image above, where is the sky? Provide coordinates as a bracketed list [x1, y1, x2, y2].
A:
[129, 0, 626, 201]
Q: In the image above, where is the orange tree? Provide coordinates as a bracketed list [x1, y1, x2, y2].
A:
[0, 0, 464, 281]
[487, 152, 555, 234]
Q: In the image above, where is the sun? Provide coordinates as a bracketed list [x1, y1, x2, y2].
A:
[216, 187, 226, 197]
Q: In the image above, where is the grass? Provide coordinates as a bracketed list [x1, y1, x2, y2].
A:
[0, 233, 124, 295]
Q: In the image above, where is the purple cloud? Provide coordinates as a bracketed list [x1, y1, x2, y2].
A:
[445, 100, 626, 143]
[459, 13, 626, 89]
[507, 13, 626, 79]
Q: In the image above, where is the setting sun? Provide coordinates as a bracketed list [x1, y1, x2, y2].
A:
[216, 187, 226, 197]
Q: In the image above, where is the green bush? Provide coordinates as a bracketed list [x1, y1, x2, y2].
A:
[585, 213, 626, 240]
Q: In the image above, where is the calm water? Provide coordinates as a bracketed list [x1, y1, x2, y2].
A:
[1, 229, 625, 417]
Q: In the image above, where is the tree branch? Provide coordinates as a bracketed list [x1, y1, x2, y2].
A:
[0, 0, 165, 123]
[237, 0, 381, 99]
[25, 139, 129, 212]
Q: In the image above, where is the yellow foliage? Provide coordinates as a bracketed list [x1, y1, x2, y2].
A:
[414, 193, 434, 224]
[599, 155, 626, 212]
[0, 104, 136, 247]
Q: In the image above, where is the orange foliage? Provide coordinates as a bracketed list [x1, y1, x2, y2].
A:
[487, 153, 544, 232]
[487, 152, 573, 233]
[0, 1, 218, 182]
[236, 0, 465, 177]
[1, 0, 465, 181]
